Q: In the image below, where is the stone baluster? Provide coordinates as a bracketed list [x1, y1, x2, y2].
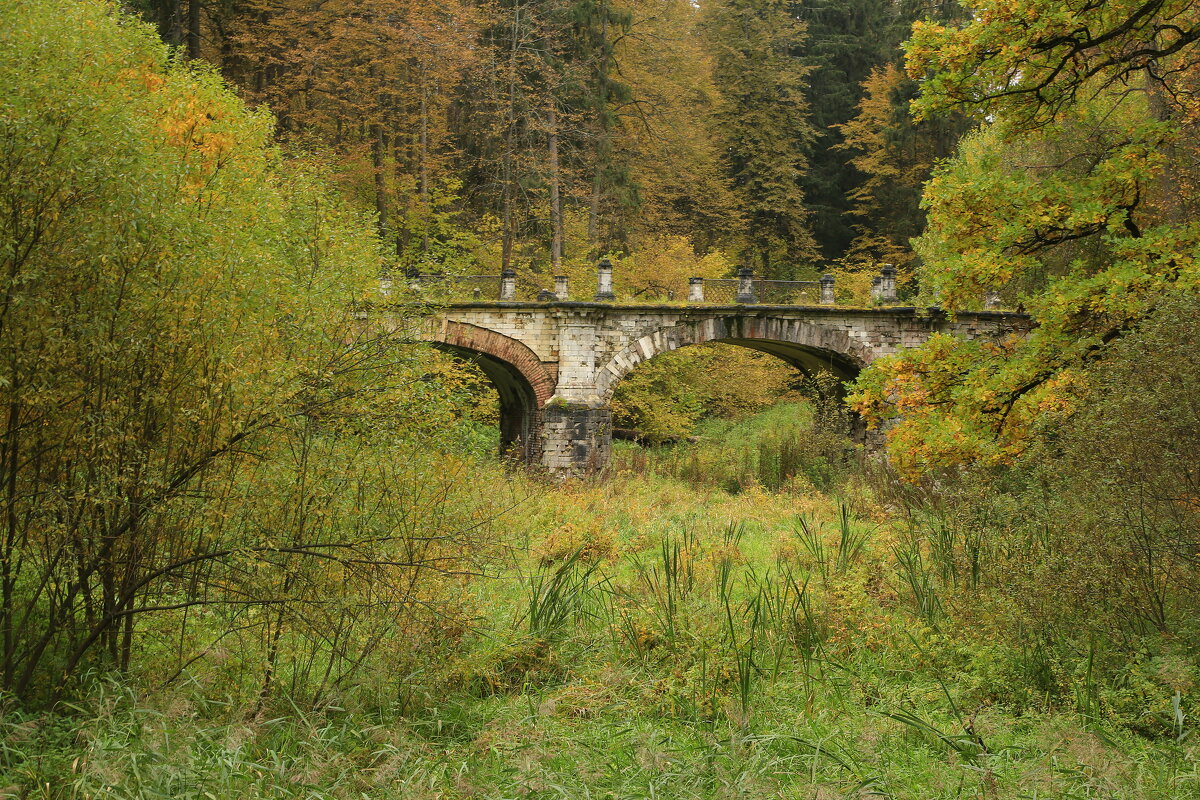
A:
[870, 275, 883, 303]
[500, 269, 516, 301]
[554, 275, 569, 301]
[688, 277, 704, 303]
[594, 258, 616, 301]
[735, 267, 756, 304]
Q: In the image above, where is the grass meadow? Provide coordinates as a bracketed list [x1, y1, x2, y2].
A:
[2, 405, 1197, 799]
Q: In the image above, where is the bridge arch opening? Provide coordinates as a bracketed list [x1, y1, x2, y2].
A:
[604, 338, 863, 491]
[596, 317, 870, 404]
[426, 322, 557, 463]
[705, 338, 859, 381]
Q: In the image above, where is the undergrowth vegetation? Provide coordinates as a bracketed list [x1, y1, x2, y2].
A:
[613, 400, 856, 493]
[6, 391, 1200, 798]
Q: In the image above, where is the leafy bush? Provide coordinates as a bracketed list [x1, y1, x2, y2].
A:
[0, 0, 499, 705]
[610, 343, 805, 444]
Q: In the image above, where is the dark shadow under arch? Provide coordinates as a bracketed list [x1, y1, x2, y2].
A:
[426, 322, 557, 463]
[718, 338, 860, 382]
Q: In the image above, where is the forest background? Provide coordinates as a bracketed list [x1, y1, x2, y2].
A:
[131, 0, 953, 281]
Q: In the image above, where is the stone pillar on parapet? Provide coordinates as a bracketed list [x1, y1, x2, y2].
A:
[880, 264, 897, 303]
[736, 268, 756, 304]
[594, 259, 616, 301]
[820, 274, 835, 305]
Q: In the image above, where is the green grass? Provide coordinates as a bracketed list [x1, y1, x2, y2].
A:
[612, 402, 856, 493]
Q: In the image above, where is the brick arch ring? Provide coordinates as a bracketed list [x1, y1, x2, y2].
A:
[595, 316, 874, 402]
[424, 320, 558, 408]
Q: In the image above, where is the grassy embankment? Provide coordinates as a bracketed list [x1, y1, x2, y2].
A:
[3, 403, 1198, 799]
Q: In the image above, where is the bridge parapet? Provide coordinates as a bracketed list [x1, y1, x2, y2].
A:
[381, 261, 1013, 311]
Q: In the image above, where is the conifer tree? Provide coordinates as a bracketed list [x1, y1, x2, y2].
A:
[703, 0, 819, 278]
[793, 0, 905, 260]
[836, 63, 971, 271]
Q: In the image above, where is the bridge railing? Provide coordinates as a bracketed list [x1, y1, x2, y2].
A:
[755, 280, 823, 304]
[626, 284, 685, 302]
[700, 279, 739, 304]
[386, 271, 573, 302]
[387, 270, 838, 305]
[382, 273, 504, 301]
[673, 270, 835, 305]
[385, 263, 964, 307]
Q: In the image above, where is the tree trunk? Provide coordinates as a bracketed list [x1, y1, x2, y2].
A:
[1, 397, 19, 688]
[167, 0, 183, 47]
[370, 125, 389, 237]
[588, 174, 601, 255]
[419, 81, 431, 255]
[548, 100, 563, 272]
[588, 0, 610, 256]
[187, 0, 201, 59]
[501, 5, 521, 271]
[1143, 41, 1182, 225]
[153, 0, 183, 47]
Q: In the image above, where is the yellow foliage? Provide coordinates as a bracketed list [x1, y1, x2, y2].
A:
[535, 522, 618, 566]
[613, 234, 734, 300]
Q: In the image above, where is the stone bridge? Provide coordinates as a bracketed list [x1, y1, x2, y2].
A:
[368, 300, 1032, 473]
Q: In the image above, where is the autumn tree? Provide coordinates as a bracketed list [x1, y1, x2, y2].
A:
[836, 63, 971, 272]
[615, 0, 744, 253]
[0, 0, 497, 703]
[703, 0, 819, 278]
[850, 0, 1200, 476]
[216, 0, 481, 263]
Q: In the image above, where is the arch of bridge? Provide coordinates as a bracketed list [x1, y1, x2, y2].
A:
[427, 320, 557, 408]
[595, 315, 874, 401]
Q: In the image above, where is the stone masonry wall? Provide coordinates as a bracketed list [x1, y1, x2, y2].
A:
[540, 404, 612, 473]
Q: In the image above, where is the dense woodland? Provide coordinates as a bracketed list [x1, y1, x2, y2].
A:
[125, 0, 959, 280]
[2, 0, 1200, 796]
